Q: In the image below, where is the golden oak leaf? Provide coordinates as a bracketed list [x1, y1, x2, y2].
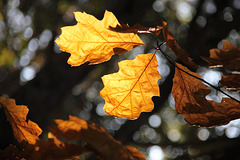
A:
[162, 21, 199, 69]
[100, 53, 161, 119]
[0, 96, 42, 144]
[202, 40, 240, 71]
[109, 23, 162, 36]
[172, 63, 240, 127]
[220, 74, 240, 92]
[49, 115, 145, 160]
[55, 10, 144, 66]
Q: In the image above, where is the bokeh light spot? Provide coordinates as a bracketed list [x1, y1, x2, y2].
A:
[148, 145, 164, 160]
[176, 2, 194, 23]
[149, 115, 162, 128]
[168, 129, 181, 142]
[196, 16, 207, 27]
[203, 0, 217, 14]
[224, 12, 233, 22]
[197, 128, 210, 141]
[225, 127, 240, 138]
[20, 66, 36, 82]
[24, 27, 33, 39]
[96, 103, 106, 116]
[28, 38, 39, 52]
[233, 0, 240, 9]
[153, 1, 165, 13]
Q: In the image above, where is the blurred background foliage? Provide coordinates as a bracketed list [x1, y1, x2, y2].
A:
[0, 0, 240, 159]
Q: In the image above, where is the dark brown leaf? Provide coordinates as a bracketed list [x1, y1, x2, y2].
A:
[162, 21, 199, 69]
[19, 135, 87, 160]
[109, 23, 162, 36]
[202, 40, 240, 71]
[172, 63, 240, 127]
[220, 74, 240, 92]
[49, 115, 145, 160]
[0, 144, 22, 160]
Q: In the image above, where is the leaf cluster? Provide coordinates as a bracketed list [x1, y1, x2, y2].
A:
[56, 10, 240, 127]
[0, 97, 144, 160]
[1, 10, 240, 160]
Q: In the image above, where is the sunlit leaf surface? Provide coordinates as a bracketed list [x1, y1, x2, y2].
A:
[100, 53, 161, 119]
[0, 97, 42, 144]
[55, 10, 144, 66]
[163, 21, 199, 69]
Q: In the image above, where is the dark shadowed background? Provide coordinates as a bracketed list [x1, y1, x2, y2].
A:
[1, 0, 240, 159]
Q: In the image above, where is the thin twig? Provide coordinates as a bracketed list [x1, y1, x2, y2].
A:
[143, 43, 158, 50]
[157, 44, 240, 104]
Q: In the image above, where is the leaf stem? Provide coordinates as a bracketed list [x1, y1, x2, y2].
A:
[157, 45, 240, 104]
[140, 31, 163, 50]
[143, 43, 158, 50]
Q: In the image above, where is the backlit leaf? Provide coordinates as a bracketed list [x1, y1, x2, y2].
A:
[202, 40, 240, 71]
[55, 10, 144, 66]
[49, 115, 88, 140]
[172, 63, 240, 127]
[50, 115, 145, 160]
[162, 21, 199, 69]
[100, 53, 161, 119]
[0, 96, 42, 144]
